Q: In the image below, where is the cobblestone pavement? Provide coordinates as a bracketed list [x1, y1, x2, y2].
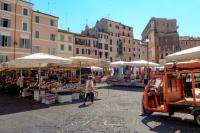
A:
[0, 86, 200, 133]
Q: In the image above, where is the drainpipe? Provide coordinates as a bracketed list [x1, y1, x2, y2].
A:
[14, 0, 19, 59]
[30, 10, 33, 54]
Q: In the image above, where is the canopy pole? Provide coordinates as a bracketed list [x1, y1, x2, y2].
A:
[38, 64, 41, 91]
[79, 62, 81, 84]
[20, 69, 22, 88]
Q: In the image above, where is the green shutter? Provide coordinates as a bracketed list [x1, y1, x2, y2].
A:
[0, 35, 2, 47]
[7, 36, 11, 47]
[27, 39, 30, 49]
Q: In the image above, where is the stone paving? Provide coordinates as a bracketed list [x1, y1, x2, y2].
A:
[0, 86, 200, 133]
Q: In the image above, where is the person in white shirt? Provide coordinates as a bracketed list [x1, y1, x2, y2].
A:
[84, 76, 95, 105]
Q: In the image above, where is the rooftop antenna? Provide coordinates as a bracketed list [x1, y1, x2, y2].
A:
[48, 1, 50, 14]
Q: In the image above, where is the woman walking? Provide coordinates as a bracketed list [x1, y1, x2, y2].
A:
[84, 76, 95, 105]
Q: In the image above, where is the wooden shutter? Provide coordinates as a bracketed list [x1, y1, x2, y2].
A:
[1, 2, 4, 10]
[7, 4, 10, 11]
[27, 39, 30, 49]
[8, 19, 11, 28]
[7, 36, 11, 47]
[0, 35, 2, 47]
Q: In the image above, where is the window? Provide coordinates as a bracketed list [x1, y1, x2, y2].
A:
[161, 54, 164, 59]
[88, 49, 91, 55]
[35, 31, 40, 38]
[76, 48, 79, 54]
[129, 40, 130, 44]
[60, 35, 65, 41]
[129, 56, 131, 61]
[134, 48, 135, 51]
[23, 8, 28, 16]
[20, 38, 30, 49]
[105, 52, 108, 59]
[110, 47, 112, 52]
[110, 39, 112, 45]
[32, 46, 40, 53]
[0, 35, 11, 47]
[0, 55, 8, 63]
[129, 48, 131, 52]
[105, 44, 108, 50]
[110, 57, 113, 62]
[48, 48, 55, 55]
[2, 3, 11, 11]
[109, 24, 112, 27]
[0, 18, 11, 28]
[68, 36, 72, 43]
[50, 34, 56, 41]
[35, 16, 40, 23]
[99, 51, 102, 58]
[60, 44, 64, 51]
[50, 19, 54, 26]
[95, 50, 97, 55]
[22, 21, 28, 31]
[99, 43, 102, 49]
[165, 53, 168, 56]
[82, 49, 84, 54]
[68, 45, 72, 51]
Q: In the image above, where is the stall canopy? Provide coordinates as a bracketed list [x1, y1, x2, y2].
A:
[126, 60, 159, 67]
[110, 61, 128, 67]
[90, 66, 103, 71]
[69, 56, 110, 83]
[166, 46, 200, 62]
[6, 53, 71, 68]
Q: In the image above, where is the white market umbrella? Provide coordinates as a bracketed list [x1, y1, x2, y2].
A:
[8, 53, 71, 90]
[90, 66, 103, 71]
[126, 60, 159, 67]
[166, 46, 200, 62]
[110, 61, 128, 67]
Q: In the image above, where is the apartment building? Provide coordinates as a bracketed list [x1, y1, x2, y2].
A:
[57, 29, 74, 58]
[133, 39, 147, 60]
[82, 18, 134, 62]
[0, 0, 33, 63]
[179, 36, 200, 51]
[32, 11, 58, 55]
[74, 34, 98, 59]
[142, 17, 179, 64]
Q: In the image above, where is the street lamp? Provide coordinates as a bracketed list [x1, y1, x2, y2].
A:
[145, 38, 149, 81]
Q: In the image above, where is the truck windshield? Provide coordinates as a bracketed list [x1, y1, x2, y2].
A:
[150, 78, 162, 89]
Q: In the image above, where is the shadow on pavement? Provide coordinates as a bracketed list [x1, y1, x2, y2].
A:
[142, 114, 200, 133]
[0, 92, 102, 116]
[99, 86, 144, 92]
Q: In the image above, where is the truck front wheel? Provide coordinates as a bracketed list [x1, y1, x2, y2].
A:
[194, 111, 200, 126]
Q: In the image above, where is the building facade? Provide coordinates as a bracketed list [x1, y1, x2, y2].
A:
[0, 0, 59, 63]
[57, 29, 74, 58]
[0, 0, 33, 63]
[142, 17, 179, 64]
[179, 36, 200, 51]
[133, 39, 147, 61]
[82, 18, 134, 62]
[74, 34, 99, 59]
[32, 11, 58, 55]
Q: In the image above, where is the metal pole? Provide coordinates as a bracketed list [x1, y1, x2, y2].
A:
[79, 62, 81, 84]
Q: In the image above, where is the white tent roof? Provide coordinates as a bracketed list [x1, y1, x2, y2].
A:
[7, 53, 71, 68]
[110, 61, 128, 67]
[125, 60, 159, 67]
[166, 46, 200, 62]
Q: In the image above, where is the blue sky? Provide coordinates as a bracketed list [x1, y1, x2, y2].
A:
[30, 0, 200, 39]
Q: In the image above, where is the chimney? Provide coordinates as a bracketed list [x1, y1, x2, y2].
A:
[67, 27, 70, 32]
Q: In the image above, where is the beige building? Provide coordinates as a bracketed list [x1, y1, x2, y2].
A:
[0, 0, 59, 63]
[56, 29, 74, 58]
[133, 39, 147, 60]
[142, 17, 179, 64]
[82, 18, 134, 62]
[179, 36, 200, 51]
[32, 11, 58, 55]
[0, 0, 33, 62]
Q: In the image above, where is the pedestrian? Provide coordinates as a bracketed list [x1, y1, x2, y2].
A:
[84, 76, 95, 105]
